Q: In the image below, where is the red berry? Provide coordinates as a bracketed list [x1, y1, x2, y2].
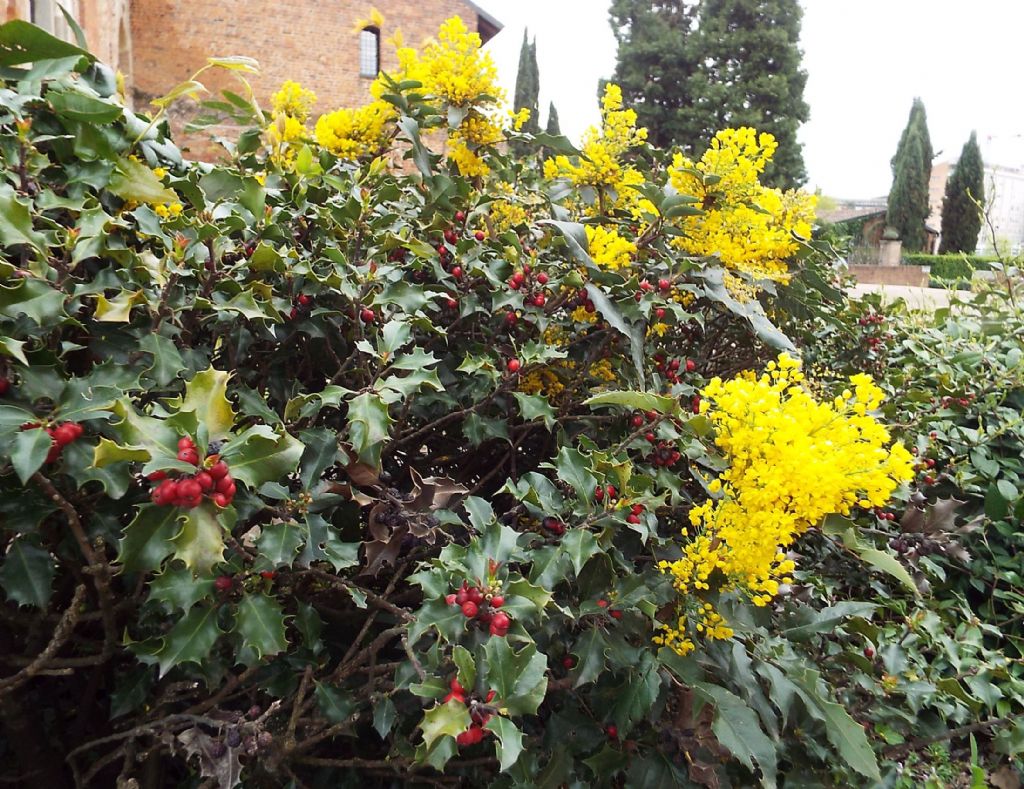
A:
[461, 601, 479, 618]
[445, 297, 459, 310]
[451, 266, 463, 279]
[455, 211, 466, 222]
[655, 308, 665, 319]
[216, 474, 234, 494]
[626, 514, 641, 524]
[685, 359, 696, 372]
[195, 471, 214, 491]
[297, 294, 312, 306]
[468, 586, 484, 605]
[610, 610, 623, 619]
[658, 279, 670, 291]
[490, 595, 505, 608]
[455, 585, 470, 605]
[542, 516, 565, 535]
[630, 414, 644, 428]
[208, 461, 229, 480]
[506, 358, 521, 373]
[53, 423, 77, 446]
[177, 448, 199, 465]
[606, 724, 618, 739]
[360, 308, 375, 323]
[511, 271, 525, 286]
[536, 272, 549, 285]
[596, 599, 609, 608]
[606, 485, 616, 499]
[645, 432, 656, 443]
[594, 486, 604, 502]
[212, 492, 230, 508]
[445, 593, 457, 605]
[444, 229, 458, 244]
[147, 470, 167, 482]
[456, 726, 484, 746]
[289, 307, 299, 320]
[485, 689, 496, 703]
[925, 458, 935, 468]
[489, 611, 510, 634]
[864, 646, 875, 658]
[214, 576, 233, 592]
[260, 570, 276, 580]
[436, 244, 447, 256]
[563, 656, 575, 669]
[178, 436, 195, 450]
[0, 378, 9, 396]
[475, 231, 485, 241]
[640, 280, 653, 292]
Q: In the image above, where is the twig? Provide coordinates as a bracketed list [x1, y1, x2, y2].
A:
[0, 584, 85, 695]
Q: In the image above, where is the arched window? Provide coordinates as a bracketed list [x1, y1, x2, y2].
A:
[359, 26, 380, 78]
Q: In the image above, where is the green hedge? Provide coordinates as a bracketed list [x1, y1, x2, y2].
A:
[902, 253, 997, 272]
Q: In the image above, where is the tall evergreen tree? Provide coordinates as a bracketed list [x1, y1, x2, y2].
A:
[886, 99, 933, 252]
[939, 131, 985, 254]
[608, 0, 809, 188]
[512, 29, 540, 150]
[545, 102, 561, 136]
[608, 1, 700, 150]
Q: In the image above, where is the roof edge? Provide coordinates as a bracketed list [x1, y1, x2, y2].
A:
[465, 0, 503, 33]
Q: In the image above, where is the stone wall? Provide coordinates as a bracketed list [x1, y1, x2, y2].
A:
[848, 265, 929, 287]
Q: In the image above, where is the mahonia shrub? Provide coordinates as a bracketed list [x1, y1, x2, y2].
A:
[0, 16, 924, 788]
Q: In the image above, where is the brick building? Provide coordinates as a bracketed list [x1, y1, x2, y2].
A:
[5, 0, 501, 121]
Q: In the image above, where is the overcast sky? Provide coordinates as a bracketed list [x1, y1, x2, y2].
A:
[479, 0, 1024, 199]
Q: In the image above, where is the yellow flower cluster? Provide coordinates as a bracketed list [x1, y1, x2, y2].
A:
[544, 84, 650, 217]
[154, 202, 183, 219]
[518, 367, 566, 400]
[588, 358, 616, 383]
[314, 100, 394, 161]
[585, 224, 636, 270]
[667, 128, 816, 284]
[656, 354, 914, 654]
[414, 16, 503, 107]
[272, 80, 317, 122]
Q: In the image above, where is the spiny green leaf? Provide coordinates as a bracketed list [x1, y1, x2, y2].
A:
[235, 594, 288, 659]
[10, 426, 51, 484]
[257, 522, 303, 567]
[156, 604, 221, 677]
[171, 504, 231, 576]
[171, 367, 235, 442]
[694, 681, 777, 788]
[485, 716, 525, 772]
[419, 700, 472, 750]
[117, 504, 181, 573]
[0, 538, 54, 608]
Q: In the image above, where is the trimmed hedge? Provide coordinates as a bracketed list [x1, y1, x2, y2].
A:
[902, 253, 996, 272]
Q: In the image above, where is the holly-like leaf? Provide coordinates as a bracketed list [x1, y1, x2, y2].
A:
[585, 390, 679, 416]
[170, 367, 235, 442]
[347, 391, 393, 467]
[513, 391, 557, 430]
[572, 627, 610, 687]
[257, 522, 303, 567]
[561, 528, 600, 577]
[171, 504, 230, 576]
[547, 446, 598, 506]
[220, 426, 303, 488]
[108, 156, 178, 205]
[0, 537, 54, 608]
[234, 594, 287, 659]
[0, 189, 47, 257]
[485, 716, 525, 772]
[117, 504, 181, 573]
[93, 289, 147, 322]
[156, 604, 222, 677]
[315, 682, 357, 724]
[453, 644, 476, 689]
[10, 426, 52, 484]
[482, 637, 548, 715]
[149, 566, 214, 613]
[139, 333, 186, 386]
[0, 277, 65, 325]
[694, 681, 778, 787]
[419, 700, 472, 750]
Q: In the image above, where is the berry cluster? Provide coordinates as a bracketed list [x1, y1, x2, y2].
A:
[149, 436, 236, 509]
[507, 265, 550, 308]
[541, 515, 565, 536]
[444, 679, 497, 747]
[624, 503, 646, 525]
[858, 312, 892, 352]
[594, 484, 618, 504]
[445, 581, 510, 637]
[288, 293, 313, 320]
[20, 421, 84, 463]
[570, 287, 596, 315]
[652, 353, 696, 384]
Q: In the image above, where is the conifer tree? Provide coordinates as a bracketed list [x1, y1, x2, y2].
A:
[512, 29, 540, 153]
[886, 99, 933, 252]
[545, 102, 561, 136]
[609, 0, 809, 188]
[939, 131, 985, 254]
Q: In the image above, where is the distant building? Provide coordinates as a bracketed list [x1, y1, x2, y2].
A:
[929, 137, 1024, 257]
[4, 1, 502, 144]
[819, 198, 938, 262]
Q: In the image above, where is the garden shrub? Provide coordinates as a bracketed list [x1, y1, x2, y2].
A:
[0, 15, 1013, 789]
[902, 253, 996, 272]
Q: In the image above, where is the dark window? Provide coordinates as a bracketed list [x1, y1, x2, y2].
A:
[359, 27, 380, 78]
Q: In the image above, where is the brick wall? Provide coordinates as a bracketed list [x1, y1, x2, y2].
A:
[131, 0, 495, 120]
[848, 265, 929, 287]
[5, 0, 131, 76]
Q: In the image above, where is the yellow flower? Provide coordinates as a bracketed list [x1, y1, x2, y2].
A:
[314, 99, 394, 160]
[667, 127, 817, 287]
[154, 202, 183, 219]
[271, 80, 318, 122]
[657, 354, 913, 652]
[585, 224, 635, 270]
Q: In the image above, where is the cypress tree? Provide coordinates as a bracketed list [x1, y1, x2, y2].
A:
[608, 0, 809, 188]
[939, 131, 985, 254]
[886, 99, 933, 252]
[545, 102, 561, 136]
[512, 29, 540, 152]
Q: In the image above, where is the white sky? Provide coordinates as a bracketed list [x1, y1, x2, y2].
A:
[478, 0, 1024, 199]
